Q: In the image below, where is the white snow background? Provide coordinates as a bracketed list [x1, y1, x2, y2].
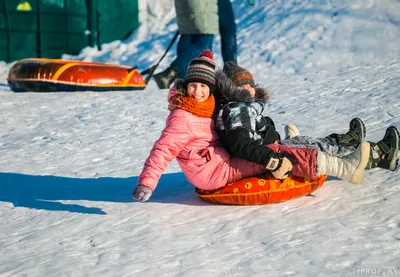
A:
[0, 0, 400, 276]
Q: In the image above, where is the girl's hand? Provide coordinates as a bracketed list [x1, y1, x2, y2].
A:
[132, 185, 153, 202]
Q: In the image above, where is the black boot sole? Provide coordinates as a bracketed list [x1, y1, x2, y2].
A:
[350, 117, 366, 143]
[377, 126, 400, 171]
[153, 74, 169, 89]
[386, 126, 399, 170]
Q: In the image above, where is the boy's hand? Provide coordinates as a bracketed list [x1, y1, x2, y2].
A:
[132, 185, 153, 202]
[266, 157, 293, 179]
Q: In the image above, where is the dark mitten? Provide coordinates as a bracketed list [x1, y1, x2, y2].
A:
[132, 185, 153, 202]
[260, 116, 281, 144]
[263, 116, 276, 127]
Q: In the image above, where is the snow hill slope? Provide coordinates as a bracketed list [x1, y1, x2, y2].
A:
[0, 0, 399, 276]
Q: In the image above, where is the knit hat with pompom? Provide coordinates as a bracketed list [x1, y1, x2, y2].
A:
[185, 50, 216, 93]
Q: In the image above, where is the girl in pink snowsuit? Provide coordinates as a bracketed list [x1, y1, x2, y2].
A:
[133, 51, 270, 201]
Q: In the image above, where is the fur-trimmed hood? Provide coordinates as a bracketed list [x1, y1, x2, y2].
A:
[215, 70, 270, 104]
[174, 78, 187, 94]
[168, 78, 189, 102]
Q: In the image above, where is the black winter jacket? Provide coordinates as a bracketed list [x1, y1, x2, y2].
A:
[214, 70, 281, 167]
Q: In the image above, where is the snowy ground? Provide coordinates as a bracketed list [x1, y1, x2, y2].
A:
[0, 0, 399, 276]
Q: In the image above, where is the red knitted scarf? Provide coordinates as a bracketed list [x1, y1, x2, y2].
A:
[168, 94, 215, 118]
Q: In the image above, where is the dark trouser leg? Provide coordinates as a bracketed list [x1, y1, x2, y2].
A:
[173, 34, 214, 79]
[281, 135, 356, 157]
[172, 34, 190, 78]
[218, 0, 237, 63]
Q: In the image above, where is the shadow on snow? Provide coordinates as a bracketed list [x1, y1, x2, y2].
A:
[0, 172, 207, 215]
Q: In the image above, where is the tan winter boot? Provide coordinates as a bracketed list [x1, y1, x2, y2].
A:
[316, 141, 371, 184]
[284, 124, 300, 139]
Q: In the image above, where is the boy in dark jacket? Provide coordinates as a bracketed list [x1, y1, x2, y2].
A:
[214, 62, 399, 179]
[214, 62, 292, 175]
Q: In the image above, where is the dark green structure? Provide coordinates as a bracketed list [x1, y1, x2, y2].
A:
[0, 0, 139, 62]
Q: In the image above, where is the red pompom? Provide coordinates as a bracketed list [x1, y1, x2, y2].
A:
[200, 49, 213, 59]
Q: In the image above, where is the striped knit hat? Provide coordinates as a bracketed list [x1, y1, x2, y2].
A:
[185, 50, 216, 93]
[223, 61, 255, 87]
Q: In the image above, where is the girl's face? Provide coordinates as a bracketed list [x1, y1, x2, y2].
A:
[238, 83, 256, 98]
[187, 82, 210, 102]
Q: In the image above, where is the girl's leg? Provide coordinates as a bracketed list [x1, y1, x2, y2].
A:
[317, 142, 371, 184]
[271, 142, 370, 184]
[227, 157, 267, 184]
[266, 144, 318, 179]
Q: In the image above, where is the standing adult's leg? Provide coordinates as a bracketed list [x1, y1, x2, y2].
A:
[172, 34, 191, 78]
[190, 34, 214, 54]
[153, 34, 189, 88]
[172, 34, 214, 79]
[218, 0, 237, 63]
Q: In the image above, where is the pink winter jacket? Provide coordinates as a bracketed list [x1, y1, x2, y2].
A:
[137, 86, 269, 191]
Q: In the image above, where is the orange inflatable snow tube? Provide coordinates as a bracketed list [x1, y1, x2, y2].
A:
[7, 58, 146, 92]
[195, 173, 327, 205]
